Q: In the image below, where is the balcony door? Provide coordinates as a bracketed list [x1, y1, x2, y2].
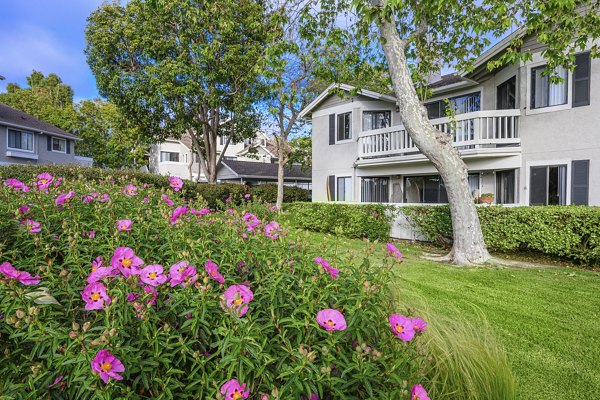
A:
[497, 76, 517, 110]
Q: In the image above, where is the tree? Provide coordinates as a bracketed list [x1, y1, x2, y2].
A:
[303, 0, 599, 265]
[288, 136, 312, 171]
[85, 0, 276, 183]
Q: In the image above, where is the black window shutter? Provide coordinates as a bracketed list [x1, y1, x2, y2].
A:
[66, 139, 71, 154]
[573, 52, 591, 107]
[328, 114, 335, 145]
[47, 136, 52, 151]
[571, 160, 589, 205]
[327, 175, 335, 201]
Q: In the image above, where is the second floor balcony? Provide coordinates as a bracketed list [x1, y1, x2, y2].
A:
[357, 109, 521, 164]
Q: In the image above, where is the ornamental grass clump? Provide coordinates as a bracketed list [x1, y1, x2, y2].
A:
[1, 172, 430, 399]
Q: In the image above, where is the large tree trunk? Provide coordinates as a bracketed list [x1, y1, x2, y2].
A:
[377, 16, 490, 265]
[276, 153, 286, 209]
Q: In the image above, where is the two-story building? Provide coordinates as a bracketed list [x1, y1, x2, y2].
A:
[0, 102, 92, 166]
[301, 32, 598, 206]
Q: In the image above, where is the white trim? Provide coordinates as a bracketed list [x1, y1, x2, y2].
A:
[5, 150, 39, 160]
[51, 137, 67, 154]
[525, 159, 571, 205]
[6, 128, 35, 153]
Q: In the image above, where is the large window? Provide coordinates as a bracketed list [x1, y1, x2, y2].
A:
[337, 112, 351, 141]
[52, 137, 66, 153]
[531, 65, 568, 109]
[160, 151, 180, 162]
[337, 177, 352, 201]
[404, 175, 448, 203]
[361, 177, 389, 203]
[497, 76, 517, 110]
[425, 92, 481, 119]
[496, 170, 516, 204]
[8, 129, 34, 152]
[530, 165, 567, 205]
[362, 111, 391, 131]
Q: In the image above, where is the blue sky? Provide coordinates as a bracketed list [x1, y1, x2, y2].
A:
[0, 0, 104, 101]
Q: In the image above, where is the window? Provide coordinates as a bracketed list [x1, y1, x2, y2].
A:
[7, 129, 33, 152]
[52, 137, 66, 153]
[573, 52, 591, 107]
[468, 173, 481, 198]
[424, 92, 481, 119]
[336, 177, 352, 201]
[530, 165, 567, 205]
[531, 65, 568, 109]
[160, 151, 180, 162]
[496, 170, 516, 204]
[219, 136, 226, 146]
[337, 112, 351, 141]
[497, 76, 517, 110]
[363, 111, 391, 131]
[404, 175, 447, 203]
[361, 177, 389, 203]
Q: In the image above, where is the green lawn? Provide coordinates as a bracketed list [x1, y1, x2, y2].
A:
[291, 229, 600, 399]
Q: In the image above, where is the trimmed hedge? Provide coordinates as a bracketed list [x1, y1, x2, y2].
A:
[285, 202, 395, 240]
[403, 205, 600, 266]
[0, 165, 310, 208]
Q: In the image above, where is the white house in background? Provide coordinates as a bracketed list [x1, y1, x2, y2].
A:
[0, 102, 93, 167]
[149, 131, 276, 182]
[300, 31, 599, 206]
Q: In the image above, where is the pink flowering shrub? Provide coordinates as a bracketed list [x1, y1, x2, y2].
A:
[0, 171, 429, 399]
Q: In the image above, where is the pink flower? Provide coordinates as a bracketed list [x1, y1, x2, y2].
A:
[4, 178, 30, 192]
[46, 375, 64, 389]
[88, 230, 96, 239]
[264, 221, 280, 239]
[244, 193, 251, 199]
[99, 193, 110, 202]
[143, 197, 150, 203]
[91, 350, 125, 384]
[110, 247, 144, 278]
[169, 176, 183, 191]
[225, 197, 232, 203]
[117, 219, 133, 231]
[411, 384, 430, 400]
[223, 285, 254, 317]
[170, 206, 188, 224]
[411, 317, 427, 333]
[221, 379, 250, 400]
[21, 219, 41, 234]
[55, 191, 75, 205]
[87, 257, 117, 283]
[205, 259, 225, 284]
[81, 282, 111, 310]
[122, 184, 137, 196]
[313, 257, 339, 279]
[18, 205, 30, 214]
[243, 212, 260, 231]
[36, 173, 53, 191]
[140, 264, 168, 286]
[168, 261, 197, 287]
[161, 194, 174, 206]
[389, 314, 416, 342]
[316, 309, 347, 331]
[0, 262, 40, 285]
[386, 243, 403, 261]
[190, 207, 211, 216]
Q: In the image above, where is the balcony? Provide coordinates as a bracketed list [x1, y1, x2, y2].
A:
[357, 109, 521, 164]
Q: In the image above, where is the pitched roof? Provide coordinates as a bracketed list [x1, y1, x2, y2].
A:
[219, 160, 311, 180]
[428, 73, 470, 89]
[0, 102, 81, 140]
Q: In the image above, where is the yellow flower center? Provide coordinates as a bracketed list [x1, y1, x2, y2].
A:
[122, 258, 132, 268]
[91, 292, 101, 301]
[120, 225, 127, 230]
[395, 324, 403, 333]
[414, 325, 420, 330]
[149, 272, 157, 279]
[232, 391, 242, 400]
[26, 225, 32, 231]
[41, 179, 47, 184]
[101, 361, 112, 372]
[326, 320, 335, 327]
[234, 297, 244, 306]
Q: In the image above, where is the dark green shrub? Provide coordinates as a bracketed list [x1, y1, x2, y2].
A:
[286, 202, 395, 240]
[403, 205, 600, 266]
[250, 183, 311, 203]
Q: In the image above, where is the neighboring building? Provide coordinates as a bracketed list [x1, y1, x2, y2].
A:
[149, 131, 277, 181]
[0, 102, 92, 166]
[300, 32, 598, 206]
[216, 159, 312, 190]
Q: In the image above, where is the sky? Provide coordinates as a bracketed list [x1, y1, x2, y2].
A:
[0, 0, 105, 101]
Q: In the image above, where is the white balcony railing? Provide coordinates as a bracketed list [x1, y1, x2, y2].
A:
[358, 109, 521, 159]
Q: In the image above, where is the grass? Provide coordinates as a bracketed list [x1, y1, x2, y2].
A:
[290, 229, 600, 400]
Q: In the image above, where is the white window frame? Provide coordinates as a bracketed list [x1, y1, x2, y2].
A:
[51, 137, 67, 153]
[160, 151, 181, 163]
[526, 55, 573, 115]
[525, 159, 571, 205]
[7, 129, 34, 153]
[336, 112, 353, 144]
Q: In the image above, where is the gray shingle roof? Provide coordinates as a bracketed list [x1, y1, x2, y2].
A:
[0, 102, 81, 140]
[428, 73, 469, 89]
[220, 160, 311, 180]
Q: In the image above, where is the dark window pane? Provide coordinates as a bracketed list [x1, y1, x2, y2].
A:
[497, 76, 516, 110]
[425, 102, 442, 119]
[361, 177, 389, 203]
[496, 170, 515, 204]
[573, 53, 591, 107]
[363, 111, 391, 130]
[530, 167, 547, 205]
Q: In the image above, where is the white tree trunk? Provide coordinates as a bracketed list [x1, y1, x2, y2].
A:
[276, 154, 285, 209]
[377, 17, 490, 265]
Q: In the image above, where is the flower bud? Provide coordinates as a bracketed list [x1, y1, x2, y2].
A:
[15, 310, 26, 319]
[72, 321, 80, 331]
[82, 321, 91, 332]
